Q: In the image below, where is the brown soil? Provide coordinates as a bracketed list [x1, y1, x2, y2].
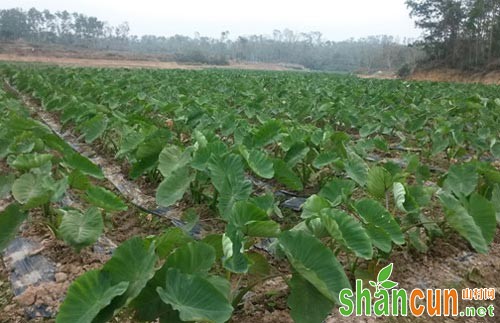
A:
[0, 53, 297, 72]
[409, 68, 500, 85]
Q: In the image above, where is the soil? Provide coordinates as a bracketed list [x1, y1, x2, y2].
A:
[409, 68, 500, 85]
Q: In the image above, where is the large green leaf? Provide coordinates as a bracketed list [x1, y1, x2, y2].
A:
[279, 230, 351, 303]
[288, 273, 334, 323]
[156, 166, 194, 207]
[158, 145, 192, 178]
[318, 178, 356, 206]
[56, 270, 129, 323]
[222, 225, 249, 273]
[59, 207, 104, 252]
[12, 173, 51, 208]
[301, 194, 331, 219]
[393, 182, 407, 211]
[155, 227, 194, 259]
[11, 153, 53, 171]
[230, 201, 280, 237]
[367, 166, 393, 199]
[156, 268, 233, 323]
[79, 113, 108, 143]
[95, 237, 158, 321]
[0, 173, 15, 199]
[63, 153, 104, 179]
[208, 154, 252, 219]
[321, 209, 373, 259]
[344, 152, 368, 186]
[273, 159, 303, 191]
[438, 191, 488, 253]
[85, 186, 127, 211]
[467, 193, 496, 245]
[253, 120, 281, 147]
[492, 184, 500, 223]
[285, 142, 310, 167]
[240, 147, 274, 179]
[444, 163, 478, 197]
[0, 204, 28, 251]
[354, 199, 404, 245]
[166, 241, 216, 274]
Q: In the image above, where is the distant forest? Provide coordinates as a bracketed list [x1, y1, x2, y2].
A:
[406, 0, 500, 69]
[0, 7, 423, 72]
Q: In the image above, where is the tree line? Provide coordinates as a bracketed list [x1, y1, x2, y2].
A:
[406, 0, 500, 69]
[0, 7, 424, 72]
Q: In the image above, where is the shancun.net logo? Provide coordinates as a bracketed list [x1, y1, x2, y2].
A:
[339, 263, 496, 318]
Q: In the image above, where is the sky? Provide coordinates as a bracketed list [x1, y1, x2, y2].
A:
[2, 0, 422, 41]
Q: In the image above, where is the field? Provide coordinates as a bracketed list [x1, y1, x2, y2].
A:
[0, 63, 499, 323]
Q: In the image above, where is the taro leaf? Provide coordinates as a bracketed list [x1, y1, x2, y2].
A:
[444, 163, 478, 197]
[492, 185, 500, 223]
[85, 186, 127, 211]
[318, 178, 356, 206]
[344, 152, 368, 186]
[166, 241, 216, 274]
[116, 131, 144, 158]
[63, 153, 104, 179]
[354, 199, 404, 245]
[95, 237, 158, 322]
[156, 268, 233, 323]
[247, 252, 271, 277]
[467, 193, 496, 245]
[131, 265, 181, 322]
[191, 140, 228, 171]
[51, 177, 69, 202]
[129, 154, 158, 180]
[431, 134, 449, 156]
[156, 166, 194, 207]
[0, 173, 15, 199]
[438, 191, 488, 253]
[240, 146, 274, 179]
[11, 153, 53, 171]
[365, 224, 392, 253]
[156, 227, 193, 259]
[230, 201, 280, 237]
[68, 170, 91, 191]
[59, 207, 104, 252]
[0, 204, 28, 251]
[202, 234, 224, 260]
[80, 113, 108, 143]
[158, 145, 192, 178]
[273, 159, 303, 191]
[393, 182, 407, 211]
[208, 154, 252, 220]
[367, 166, 393, 199]
[253, 120, 281, 147]
[491, 142, 500, 158]
[12, 173, 51, 208]
[56, 270, 129, 323]
[222, 225, 249, 273]
[285, 142, 310, 167]
[288, 273, 334, 323]
[312, 151, 337, 169]
[279, 230, 351, 303]
[321, 209, 373, 259]
[301, 195, 331, 219]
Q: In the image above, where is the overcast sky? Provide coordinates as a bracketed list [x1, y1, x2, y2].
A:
[2, 0, 421, 41]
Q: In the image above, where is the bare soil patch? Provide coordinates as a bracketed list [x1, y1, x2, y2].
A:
[409, 68, 500, 85]
[0, 53, 297, 72]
